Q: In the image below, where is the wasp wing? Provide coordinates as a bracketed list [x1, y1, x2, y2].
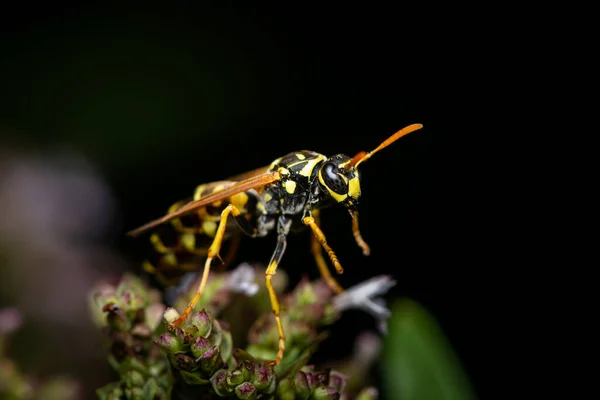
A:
[127, 171, 280, 237]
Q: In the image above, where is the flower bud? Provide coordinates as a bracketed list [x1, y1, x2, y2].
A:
[190, 310, 212, 337]
[198, 346, 223, 375]
[252, 365, 274, 391]
[103, 304, 131, 332]
[328, 371, 349, 392]
[124, 370, 145, 388]
[312, 385, 341, 400]
[171, 353, 196, 372]
[119, 290, 145, 312]
[235, 382, 257, 400]
[190, 336, 211, 359]
[154, 333, 185, 354]
[355, 387, 379, 400]
[125, 386, 144, 400]
[211, 369, 233, 396]
[276, 376, 296, 400]
[227, 361, 252, 386]
[293, 370, 311, 399]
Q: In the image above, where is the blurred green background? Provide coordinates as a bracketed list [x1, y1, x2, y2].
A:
[1, 5, 481, 400]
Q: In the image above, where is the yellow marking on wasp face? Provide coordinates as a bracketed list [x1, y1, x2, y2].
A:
[348, 177, 361, 199]
[265, 193, 272, 201]
[202, 220, 217, 237]
[284, 180, 297, 194]
[299, 155, 326, 177]
[295, 153, 306, 160]
[278, 167, 290, 176]
[193, 184, 207, 201]
[181, 233, 196, 252]
[213, 184, 225, 192]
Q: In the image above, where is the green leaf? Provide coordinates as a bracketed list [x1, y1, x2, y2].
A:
[382, 298, 476, 400]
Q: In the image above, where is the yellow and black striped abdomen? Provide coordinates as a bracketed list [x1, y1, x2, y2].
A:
[143, 181, 260, 286]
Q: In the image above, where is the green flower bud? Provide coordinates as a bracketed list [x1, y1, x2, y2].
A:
[154, 333, 185, 354]
[175, 326, 196, 345]
[295, 280, 318, 307]
[276, 376, 296, 400]
[211, 369, 234, 396]
[103, 303, 131, 332]
[96, 383, 123, 400]
[355, 387, 379, 400]
[235, 382, 257, 400]
[293, 370, 311, 399]
[190, 310, 212, 337]
[125, 386, 144, 400]
[312, 369, 330, 386]
[170, 353, 197, 372]
[190, 336, 211, 359]
[124, 370, 145, 388]
[141, 378, 160, 399]
[119, 290, 145, 313]
[252, 365, 274, 391]
[198, 346, 222, 375]
[227, 370, 244, 387]
[328, 371, 349, 392]
[312, 385, 341, 400]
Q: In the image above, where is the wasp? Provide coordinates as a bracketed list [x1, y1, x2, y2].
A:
[128, 123, 423, 365]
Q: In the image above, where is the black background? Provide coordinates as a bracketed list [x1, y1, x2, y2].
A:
[1, 4, 489, 398]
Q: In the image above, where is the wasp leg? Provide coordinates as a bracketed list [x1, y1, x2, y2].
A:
[303, 215, 344, 275]
[351, 212, 371, 256]
[264, 232, 288, 366]
[310, 210, 344, 294]
[170, 204, 254, 328]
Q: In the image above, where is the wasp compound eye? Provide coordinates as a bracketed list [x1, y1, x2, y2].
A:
[321, 162, 347, 195]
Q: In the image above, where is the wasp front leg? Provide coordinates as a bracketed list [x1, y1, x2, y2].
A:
[169, 204, 256, 329]
[303, 213, 344, 276]
[309, 209, 344, 294]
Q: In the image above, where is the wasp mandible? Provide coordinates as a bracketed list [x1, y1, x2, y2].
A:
[128, 123, 423, 365]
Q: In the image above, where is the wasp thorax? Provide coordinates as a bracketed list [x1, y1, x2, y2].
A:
[318, 154, 361, 209]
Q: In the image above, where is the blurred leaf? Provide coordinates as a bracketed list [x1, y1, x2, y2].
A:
[382, 298, 475, 400]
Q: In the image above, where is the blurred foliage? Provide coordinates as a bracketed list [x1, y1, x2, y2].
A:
[0, 308, 81, 400]
[382, 299, 476, 400]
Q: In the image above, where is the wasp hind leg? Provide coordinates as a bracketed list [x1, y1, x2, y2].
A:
[264, 231, 288, 366]
[309, 210, 344, 294]
[169, 204, 255, 328]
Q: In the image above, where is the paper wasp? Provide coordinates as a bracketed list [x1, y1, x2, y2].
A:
[128, 123, 423, 365]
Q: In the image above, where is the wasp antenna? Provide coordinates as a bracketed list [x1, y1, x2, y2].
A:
[349, 123, 423, 170]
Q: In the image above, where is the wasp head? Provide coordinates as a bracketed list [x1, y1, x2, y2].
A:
[317, 154, 361, 211]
